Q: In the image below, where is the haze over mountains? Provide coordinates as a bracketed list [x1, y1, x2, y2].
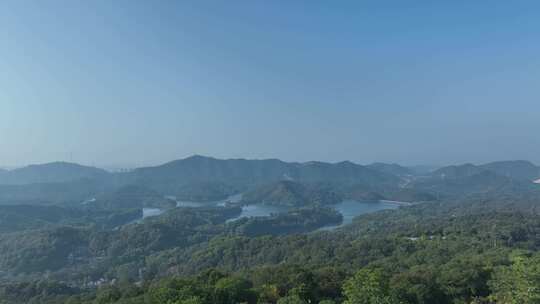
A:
[4, 155, 539, 184]
[1, 156, 540, 304]
[0, 162, 109, 185]
[1, 155, 540, 304]
[0, 155, 538, 208]
[3, 0, 540, 301]
[430, 160, 540, 181]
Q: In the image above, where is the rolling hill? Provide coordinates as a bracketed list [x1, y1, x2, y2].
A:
[1, 157, 538, 206]
[241, 180, 343, 207]
[127, 155, 400, 199]
[480, 160, 540, 181]
[0, 162, 109, 185]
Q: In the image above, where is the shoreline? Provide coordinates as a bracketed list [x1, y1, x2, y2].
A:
[379, 199, 413, 206]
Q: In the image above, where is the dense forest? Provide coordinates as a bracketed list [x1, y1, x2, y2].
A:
[0, 157, 539, 303]
[5, 1, 540, 302]
[1, 193, 540, 303]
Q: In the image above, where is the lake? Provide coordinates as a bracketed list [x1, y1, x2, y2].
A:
[142, 208, 164, 219]
[318, 200, 399, 230]
[226, 204, 290, 222]
[175, 193, 243, 208]
[227, 200, 399, 227]
[164, 194, 400, 228]
[142, 193, 243, 221]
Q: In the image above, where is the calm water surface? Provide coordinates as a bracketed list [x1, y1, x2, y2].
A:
[226, 204, 290, 222]
[142, 208, 164, 219]
[227, 200, 399, 226]
[175, 193, 243, 207]
[319, 200, 399, 230]
[336, 200, 399, 226]
[157, 194, 400, 228]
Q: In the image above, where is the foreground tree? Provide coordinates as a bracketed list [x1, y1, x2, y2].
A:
[343, 268, 397, 304]
[489, 252, 540, 304]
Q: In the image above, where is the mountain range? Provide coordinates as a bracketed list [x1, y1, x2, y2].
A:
[0, 162, 108, 185]
[431, 160, 540, 181]
[0, 156, 538, 207]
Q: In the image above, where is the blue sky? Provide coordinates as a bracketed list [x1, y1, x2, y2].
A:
[1, 1, 539, 167]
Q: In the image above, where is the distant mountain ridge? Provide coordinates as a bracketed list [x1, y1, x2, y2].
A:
[0, 162, 109, 185]
[432, 161, 540, 182]
[480, 160, 540, 181]
[0, 156, 400, 206]
[410, 161, 540, 199]
[0, 156, 538, 206]
[128, 155, 400, 197]
[3, 156, 538, 186]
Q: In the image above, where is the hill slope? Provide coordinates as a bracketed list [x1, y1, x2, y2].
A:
[129, 156, 400, 198]
[242, 181, 343, 207]
[93, 185, 176, 210]
[410, 163, 539, 198]
[367, 162, 414, 177]
[480, 160, 540, 181]
[0, 162, 109, 185]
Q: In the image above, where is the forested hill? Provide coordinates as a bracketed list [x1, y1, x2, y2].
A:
[241, 181, 343, 207]
[0, 162, 109, 185]
[0, 156, 400, 206]
[2, 157, 539, 189]
[1, 157, 540, 304]
[480, 160, 540, 181]
[1, 190, 540, 303]
[125, 156, 401, 197]
[430, 161, 540, 182]
[2, 156, 538, 207]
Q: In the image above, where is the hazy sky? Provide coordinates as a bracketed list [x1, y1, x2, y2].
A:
[1, 1, 539, 167]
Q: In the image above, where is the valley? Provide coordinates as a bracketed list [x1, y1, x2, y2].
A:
[3, 2, 539, 303]
[0, 156, 539, 304]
